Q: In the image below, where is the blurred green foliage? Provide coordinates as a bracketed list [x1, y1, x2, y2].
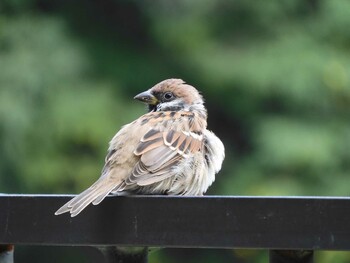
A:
[1, 0, 350, 262]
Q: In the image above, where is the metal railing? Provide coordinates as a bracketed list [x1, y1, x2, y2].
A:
[1, 194, 350, 263]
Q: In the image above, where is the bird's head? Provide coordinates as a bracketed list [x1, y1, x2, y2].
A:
[134, 79, 204, 112]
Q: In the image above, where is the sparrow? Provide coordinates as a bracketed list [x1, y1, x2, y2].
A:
[55, 79, 225, 217]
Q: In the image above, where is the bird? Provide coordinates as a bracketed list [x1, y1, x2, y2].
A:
[55, 78, 225, 217]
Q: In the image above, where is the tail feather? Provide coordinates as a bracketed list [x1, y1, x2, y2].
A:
[55, 179, 122, 217]
[70, 189, 102, 217]
[91, 185, 117, 205]
[92, 182, 128, 205]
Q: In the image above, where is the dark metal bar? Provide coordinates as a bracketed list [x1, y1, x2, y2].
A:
[269, 250, 313, 263]
[97, 247, 148, 263]
[1, 194, 350, 250]
[0, 245, 14, 263]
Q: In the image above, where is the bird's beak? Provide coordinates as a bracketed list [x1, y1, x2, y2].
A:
[134, 90, 158, 105]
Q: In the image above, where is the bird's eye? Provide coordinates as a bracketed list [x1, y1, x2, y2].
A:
[163, 92, 174, 101]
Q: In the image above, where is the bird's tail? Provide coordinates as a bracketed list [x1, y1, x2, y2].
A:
[55, 178, 123, 217]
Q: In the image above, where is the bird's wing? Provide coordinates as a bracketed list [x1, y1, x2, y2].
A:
[125, 113, 204, 187]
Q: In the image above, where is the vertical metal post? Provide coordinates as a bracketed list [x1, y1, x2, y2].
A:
[98, 246, 148, 263]
[0, 245, 14, 263]
[269, 250, 313, 263]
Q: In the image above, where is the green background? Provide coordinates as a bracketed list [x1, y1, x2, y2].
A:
[1, 0, 350, 262]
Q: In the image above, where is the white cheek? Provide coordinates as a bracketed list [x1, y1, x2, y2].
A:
[158, 99, 186, 110]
